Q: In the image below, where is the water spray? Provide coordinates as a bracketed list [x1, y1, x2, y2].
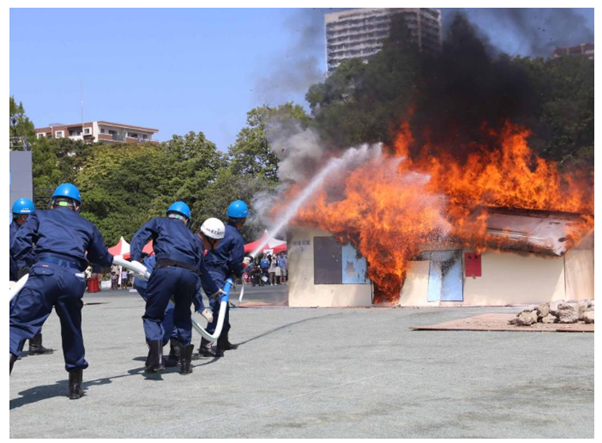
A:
[237, 145, 378, 304]
[249, 144, 379, 259]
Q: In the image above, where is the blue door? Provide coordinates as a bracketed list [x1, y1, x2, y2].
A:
[427, 250, 463, 302]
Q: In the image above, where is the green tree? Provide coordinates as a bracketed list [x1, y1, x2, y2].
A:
[31, 137, 95, 208]
[518, 55, 594, 170]
[224, 103, 311, 241]
[306, 15, 419, 148]
[76, 133, 226, 245]
[228, 103, 311, 182]
[9, 96, 35, 150]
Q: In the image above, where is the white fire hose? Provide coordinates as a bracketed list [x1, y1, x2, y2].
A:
[191, 278, 234, 342]
[112, 256, 151, 279]
[9, 256, 233, 344]
[9, 256, 150, 301]
[237, 256, 255, 303]
[9, 274, 29, 302]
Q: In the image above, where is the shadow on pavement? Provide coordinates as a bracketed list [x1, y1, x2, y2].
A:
[236, 313, 342, 346]
[10, 315, 336, 410]
[10, 357, 220, 410]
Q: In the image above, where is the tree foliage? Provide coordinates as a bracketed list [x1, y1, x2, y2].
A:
[76, 133, 226, 244]
[9, 96, 35, 150]
[229, 103, 311, 182]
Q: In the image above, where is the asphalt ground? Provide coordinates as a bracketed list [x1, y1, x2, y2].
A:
[10, 289, 594, 438]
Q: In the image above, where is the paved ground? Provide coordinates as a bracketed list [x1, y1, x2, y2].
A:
[235, 283, 289, 306]
[10, 290, 594, 438]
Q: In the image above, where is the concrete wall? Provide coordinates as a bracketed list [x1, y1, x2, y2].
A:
[9, 151, 33, 213]
[460, 251, 566, 306]
[288, 227, 373, 307]
[290, 227, 593, 307]
[564, 249, 594, 301]
[399, 249, 587, 307]
[398, 260, 431, 306]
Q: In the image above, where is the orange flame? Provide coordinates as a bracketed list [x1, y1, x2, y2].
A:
[280, 122, 594, 303]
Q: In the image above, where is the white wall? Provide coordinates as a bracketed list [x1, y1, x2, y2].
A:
[398, 260, 431, 306]
[461, 250, 566, 306]
[288, 227, 373, 307]
[564, 249, 594, 301]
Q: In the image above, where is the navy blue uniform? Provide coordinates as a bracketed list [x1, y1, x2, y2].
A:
[10, 220, 36, 281]
[130, 217, 218, 347]
[10, 208, 113, 371]
[204, 223, 245, 335]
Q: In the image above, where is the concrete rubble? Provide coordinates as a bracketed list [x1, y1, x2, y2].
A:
[509, 300, 594, 326]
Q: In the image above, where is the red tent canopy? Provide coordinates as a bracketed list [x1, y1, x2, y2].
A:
[244, 230, 287, 255]
[123, 241, 153, 260]
[108, 237, 130, 257]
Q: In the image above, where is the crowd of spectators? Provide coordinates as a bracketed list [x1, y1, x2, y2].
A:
[246, 252, 287, 286]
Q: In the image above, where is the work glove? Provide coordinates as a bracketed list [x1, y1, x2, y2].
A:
[201, 308, 213, 323]
[242, 256, 252, 268]
[211, 288, 227, 301]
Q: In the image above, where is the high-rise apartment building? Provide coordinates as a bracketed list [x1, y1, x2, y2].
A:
[325, 8, 442, 75]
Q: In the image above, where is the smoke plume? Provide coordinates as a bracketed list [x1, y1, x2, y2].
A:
[253, 9, 328, 105]
[442, 8, 594, 58]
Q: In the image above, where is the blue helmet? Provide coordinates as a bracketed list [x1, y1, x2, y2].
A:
[167, 201, 191, 219]
[52, 183, 81, 204]
[12, 198, 35, 215]
[226, 200, 250, 219]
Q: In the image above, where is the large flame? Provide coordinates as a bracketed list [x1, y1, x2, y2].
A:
[281, 122, 594, 303]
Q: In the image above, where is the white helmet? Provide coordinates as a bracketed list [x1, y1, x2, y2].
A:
[200, 218, 226, 240]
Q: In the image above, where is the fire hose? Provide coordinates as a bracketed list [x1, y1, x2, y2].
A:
[115, 256, 234, 342]
[9, 256, 150, 301]
[9, 274, 28, 302]
[190, 278, 233, 341]
[9, 256, 233, 343]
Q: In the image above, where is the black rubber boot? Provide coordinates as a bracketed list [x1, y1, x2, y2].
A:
[179, 345, 194, 375]
[216, 334, 227, 358]
[68, 370, 84, 400]
[164, 338, 181, 368]
[29, 333, 54, 355]
[224, 331, 238, 351]
[198, 338, 215, 357]
[10, 353, 17, 375]
[144, 340, 165, 373]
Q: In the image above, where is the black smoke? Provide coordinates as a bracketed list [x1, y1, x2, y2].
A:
[409, 13, 542, 160]
[442, 8, 594, 58]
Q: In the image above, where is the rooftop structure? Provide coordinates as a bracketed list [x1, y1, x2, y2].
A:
[552, 43, 594, 59]
[35, 121, 159, 144]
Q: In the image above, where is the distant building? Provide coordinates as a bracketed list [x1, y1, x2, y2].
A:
[325, 8, 442, 76]
[35, 121, 159, 144]
[552, 43, 594, 60]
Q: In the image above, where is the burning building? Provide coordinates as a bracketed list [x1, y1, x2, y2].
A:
[278, 124, 594, 307]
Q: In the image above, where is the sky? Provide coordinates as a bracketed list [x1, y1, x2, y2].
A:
[10, 8, 594, 152]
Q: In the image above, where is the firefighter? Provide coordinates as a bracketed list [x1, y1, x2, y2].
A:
[199, 200, 250, 358]
[130, 202, 222, 375]
[10, 183, 114, 399]
[132, 251, 213, 368]
[10, 198, 54, 356]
